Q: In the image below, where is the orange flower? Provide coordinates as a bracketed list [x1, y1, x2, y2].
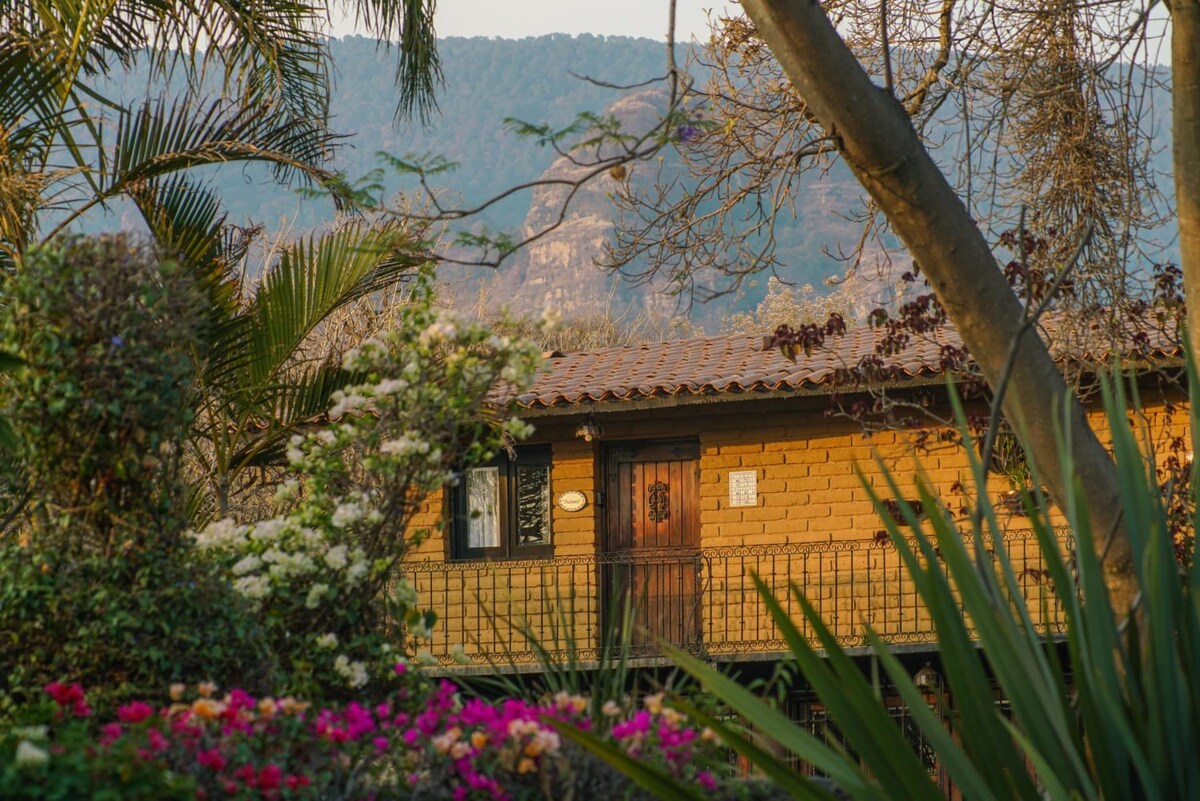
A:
[197, 681, 217, 698]
[191, 699, 225, 720]
[279, 696, 310, 716]
[517, 757, 536, 774]
[470, 731, 488, 750]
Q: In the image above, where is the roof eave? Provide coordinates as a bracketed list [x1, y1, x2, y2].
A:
[514, 371, 953, 418]
[512, 353, 1186, 419]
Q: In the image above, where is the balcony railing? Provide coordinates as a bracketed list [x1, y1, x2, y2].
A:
[399, 529, 1071, 669]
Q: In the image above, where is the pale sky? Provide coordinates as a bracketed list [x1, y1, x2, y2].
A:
[330, 1, 738, 42]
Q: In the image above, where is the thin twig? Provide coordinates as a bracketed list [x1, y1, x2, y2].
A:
[0, 486, 33, 537]
[880, 0, 894, 95]
[567, 72, 669, 91]
[973, 219, 1094, 533]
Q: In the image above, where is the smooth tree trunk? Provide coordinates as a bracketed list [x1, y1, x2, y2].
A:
[1174, 0, 1200, 361]
[740, 0, 1139, 616]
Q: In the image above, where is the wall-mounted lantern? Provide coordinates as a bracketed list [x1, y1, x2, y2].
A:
[575, 414, 601, 443]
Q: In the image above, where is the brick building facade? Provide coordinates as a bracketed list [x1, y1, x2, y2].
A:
[398, 327, 1186, 671]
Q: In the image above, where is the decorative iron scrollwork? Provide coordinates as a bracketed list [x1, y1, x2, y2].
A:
[648, 481, 670, 522]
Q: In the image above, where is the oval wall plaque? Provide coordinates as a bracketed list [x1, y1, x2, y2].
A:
[556, 490, 588, 512]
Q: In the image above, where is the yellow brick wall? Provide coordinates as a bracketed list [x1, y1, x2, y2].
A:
[547, 438, 598, 557]
[405, 489, 446, 559]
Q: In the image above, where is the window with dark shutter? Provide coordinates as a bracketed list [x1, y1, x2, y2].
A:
[452, 447, 553, 560]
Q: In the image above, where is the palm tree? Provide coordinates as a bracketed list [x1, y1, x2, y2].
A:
[1, 0, 443, 521]
[188, 217, 428, 520]
[1, 0, 440, 256]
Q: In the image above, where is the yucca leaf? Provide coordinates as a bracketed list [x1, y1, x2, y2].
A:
[998, 718, 1074, 801]
[660, 643, 874, 797]
[937, 389, 1098, 793]
[860, 472, 1039, 796]
[753, 575, 943, 800]
[864, 630, 1000, 801]
[677, 701, 842, 801]
[1099, 375, 1185, 796]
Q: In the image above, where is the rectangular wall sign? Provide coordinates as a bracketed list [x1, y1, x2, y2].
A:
[729, 470, 758, 507]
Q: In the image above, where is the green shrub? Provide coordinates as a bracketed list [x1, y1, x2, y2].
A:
[0, 692, 195, 800]
[0, 543, 274, 717]
[192, 272, 546, 701]
[0, 236, 273, 715]
[0, 234, 201, 546]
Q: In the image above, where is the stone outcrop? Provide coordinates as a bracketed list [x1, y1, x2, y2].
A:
[488, 90, 676, 317]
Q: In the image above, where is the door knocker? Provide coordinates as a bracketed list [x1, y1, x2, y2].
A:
[648, 481, 670, 522]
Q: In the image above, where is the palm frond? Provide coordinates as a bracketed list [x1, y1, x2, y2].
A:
[125, 173, 254, 389]
[238, 220, 423, 391]
[0, 36, 69, 141]
[228, 364, 358, 472]
[344, 0, 442, 121]
[127, 173, 230, 269]
[107, 95, 339, 194]
[204, 1, 330, 126]
[37, 95, 343, 241]
[14, 0, 156, 75]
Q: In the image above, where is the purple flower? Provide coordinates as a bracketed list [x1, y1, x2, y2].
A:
[676, 124, 700, 143]
[110, 336, 124, 347]
[612, 710, 652, 739]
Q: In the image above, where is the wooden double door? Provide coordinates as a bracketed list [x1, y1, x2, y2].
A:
[603, 440, 702, 650]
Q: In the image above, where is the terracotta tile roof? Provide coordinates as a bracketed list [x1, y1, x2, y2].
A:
[514, 316, 1181, 410]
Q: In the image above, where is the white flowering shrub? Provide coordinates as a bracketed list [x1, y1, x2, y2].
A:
[193, 273, 545, 699]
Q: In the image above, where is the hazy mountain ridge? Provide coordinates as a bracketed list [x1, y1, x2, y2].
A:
[84, 34, 1177, 329]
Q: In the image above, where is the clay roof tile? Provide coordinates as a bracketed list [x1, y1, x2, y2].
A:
[510, 315, 1180, 410]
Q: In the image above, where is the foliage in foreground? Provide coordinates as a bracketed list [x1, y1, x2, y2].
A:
[0, 236, 272, 715]
[0, 671, 780, 801]
[0, 236, 202, 545]
[0, 237, 545, 710]
[569, 375, 1199, 800]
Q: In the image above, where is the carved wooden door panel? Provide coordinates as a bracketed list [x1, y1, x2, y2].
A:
[603, 440, 701, 650]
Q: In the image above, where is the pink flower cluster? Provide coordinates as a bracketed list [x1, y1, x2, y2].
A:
[49, 679, 414, 799]
[607, 695, 720, 789]
[43, 681, 92, 718]
[402, 685, 727, 801]
[402, 682, 589, 801]
[29, 671, 729, 801]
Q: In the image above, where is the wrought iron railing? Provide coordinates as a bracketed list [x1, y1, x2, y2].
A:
[398, 529, 1071, 669]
